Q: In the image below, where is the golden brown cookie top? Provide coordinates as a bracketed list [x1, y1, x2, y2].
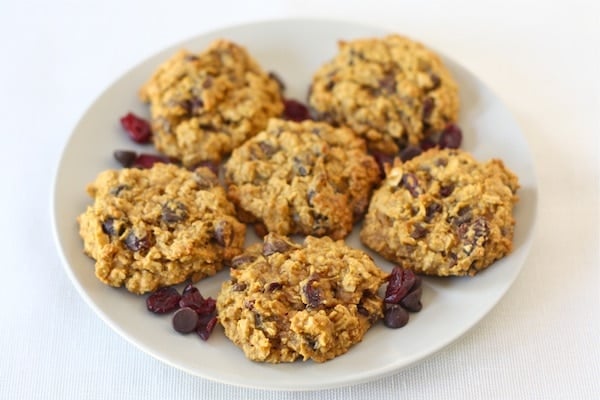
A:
[224, 118, 381, 239]
[360, 148, 519, 276]
[78, 163, 246, 294]
[140, 39, 284, 166]
[309, 34, 459, 154]
[216, 233, 387, 363]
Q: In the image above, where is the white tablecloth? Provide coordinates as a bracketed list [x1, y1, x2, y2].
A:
[1, 0, 598, 398]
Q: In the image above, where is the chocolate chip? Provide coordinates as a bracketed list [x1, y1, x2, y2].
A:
[399, 287, 423, 312]
[262, 235, 292, 256]
[422, 97, 435, 121]
[232, 282, 247, 292]
[411, 224, 428, 239]
[213, 220, 232, 247]
[124, 231, 151, 252]
[193, 169, 218, 189]
[109, 184, 130, 196]
[102, 218, 121, 237]
[399, 145, 422, 162]
[113, 150, 137, 168]
[303, 277, 322, 308]
[293, 156, 309, 176]
[161, 201, 188, 224]
[453, 206, 473, 226]
[378, 73, 396, 94]
[172, 307, 199, 334]
[429, 73, 441, 90]
[231, 254, 256, 268]
[401, 173, 421, 198]
[439, 184, 454, 197]
[425, 202, 442, 222]
[181, 97, 204, 115]
[266, 282, 282, 292]
[460, 217, 490, 255]
[258, 141, 276, 157]
[383, 304, 409, 328]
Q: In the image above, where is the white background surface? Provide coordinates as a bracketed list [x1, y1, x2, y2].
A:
[1, 0, 598, 399]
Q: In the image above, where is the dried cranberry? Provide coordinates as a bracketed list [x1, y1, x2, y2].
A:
[283, 99, 311, 122]
[384, 266, 417, 304]
[120, 112, 152, 143]
[132, 153, 170, 169]
[383, 304, 409, 328]
[172, 307, 199, 334]
[196, 315, 218, 341]
[439, 124, 463, 149]
[179, 284, 204, 309]
[419, 138, 437, 151]
[113, 150, 137, 167]
[146, 287, 181, 314]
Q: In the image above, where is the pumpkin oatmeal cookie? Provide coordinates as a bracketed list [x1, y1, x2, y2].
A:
[78, 163, 246, 294]
[224, 118, 380, 240]
[360, 148, 519, 276]
[216, 233, 387, 363]
[309, 34, 459, 155]
[140, 39, 284, 166]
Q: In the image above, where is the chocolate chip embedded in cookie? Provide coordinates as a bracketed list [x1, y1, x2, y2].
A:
[139, 39, 284, 166]
[360, 148, 519, 276]
[309, 34, 459, 155]
[77, 164, 246, 294]
[216, 233, 387, 363]
[224, 118, 381, 240]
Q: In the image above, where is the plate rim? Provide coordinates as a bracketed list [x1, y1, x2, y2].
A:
[50, 16, 539, 391]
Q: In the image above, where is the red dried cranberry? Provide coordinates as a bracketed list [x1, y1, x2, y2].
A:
[133, 153, 170, 169]
[283, 99, 311, 122]
[120, 112, 152, 143]
[196, 315, 218, 341]
[179, 284, 205, 310]
[439, 124, 463, 149]
[146, 287, 181, 314]
[384, 266, 417, 304]
[419, 137, 437, 151]
[172, 307, 199, 333]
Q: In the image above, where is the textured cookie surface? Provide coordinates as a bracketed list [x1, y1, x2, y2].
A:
[309, 34, 459, 155]
[224, 118, 381, 240]
[140, 39, 284, 166]
[78, 163, 246, 294]
[360, 148, 519, 276]
[216, 233, 386, 363]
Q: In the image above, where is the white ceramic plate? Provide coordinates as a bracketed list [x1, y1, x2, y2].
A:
[52, 18, 537, 391]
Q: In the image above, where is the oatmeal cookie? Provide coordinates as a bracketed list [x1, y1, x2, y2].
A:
[216, 233, 386, 363]
[360, 148, 519, 276]
[78, 163, 246, 294]
[224, 118, 381, 240]
[139, 39, 284, 166]
[309, 34, 459, 155]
